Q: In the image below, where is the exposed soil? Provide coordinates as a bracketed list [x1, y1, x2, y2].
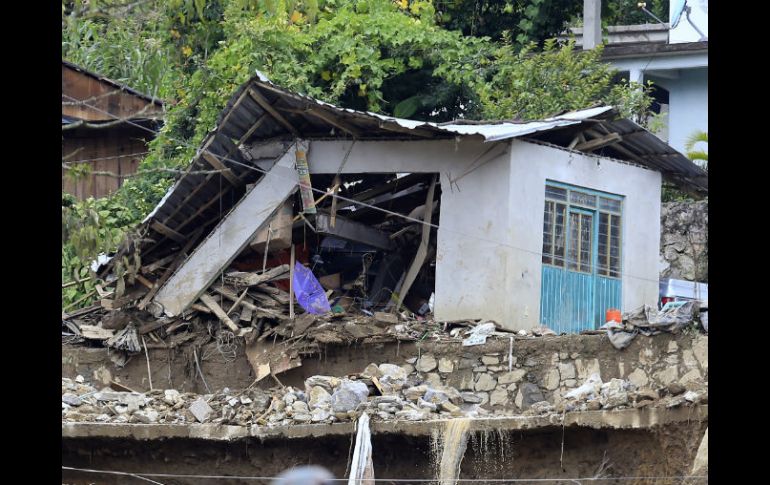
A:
[62, 421, 706, 485]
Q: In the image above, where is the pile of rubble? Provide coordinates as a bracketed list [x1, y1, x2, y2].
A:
[63, 358, 707, 426]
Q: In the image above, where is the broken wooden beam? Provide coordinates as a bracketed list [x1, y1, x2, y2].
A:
[248, 88, 300, 137]
[201, 150, 244, 188]
[153, 145, 300, 316]
[575, 132, 622, 152]
[315, 212, 394, 250]
[394, 175, 437, 311]
[199, 294, 240, 332]
[225, 264, 290, 286]
[150, 221, 186, 243]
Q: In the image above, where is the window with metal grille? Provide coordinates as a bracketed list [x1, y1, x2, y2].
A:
[542, 183, 622, 278]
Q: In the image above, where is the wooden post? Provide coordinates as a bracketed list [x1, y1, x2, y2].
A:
[289, 244, 295, 319]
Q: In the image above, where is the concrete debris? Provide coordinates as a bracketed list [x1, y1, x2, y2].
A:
[189, 398, 214, 423]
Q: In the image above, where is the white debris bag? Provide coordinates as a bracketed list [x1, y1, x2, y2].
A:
[462, 322, 496, 346]
[564, 373, 603, 402]
[348, 412, 375, 485]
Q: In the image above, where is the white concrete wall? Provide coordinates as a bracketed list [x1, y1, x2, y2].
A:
[651, 68, 708, 157]
[503, 140, 662, 330]
[305, 139, 663, 331]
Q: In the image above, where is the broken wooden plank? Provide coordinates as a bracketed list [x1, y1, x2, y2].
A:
[138, 319, 176, 335]
[62, 303, 101, 321]
[201, 150, 244, 188]
[395, 175, 437, 311]
[79, 325, 115, 340]
[248, 88, 300, 137]
[140, 254, 177, 274]
[150, 221, 186, 243]
[153, 145, 300, 316]
[225, 264, 290, 286]
[199, 294, 240, 332]
[190, 303, 212, 314]
[295, 140, 316, 214]
[304, 108, 361, 137]
[315, 212, 394, 250]
[575, 132, 622, 152]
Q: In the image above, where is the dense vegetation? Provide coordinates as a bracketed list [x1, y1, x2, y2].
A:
[62, 0, 659, 309]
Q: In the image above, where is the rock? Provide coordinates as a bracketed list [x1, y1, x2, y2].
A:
[627, 368, 649, 389]
[692, 336, 708, 372]
[400, 364, 415, 375]
[682, 349, 698, 368]
[228, 397, 239, 407]
[362, 363, 382, 378]
[476, 392, 490, 405]
[304, 376, 340, 393]
[423, 388, 450, 405]
[75, 375, 85, 383]
[481, 355, 499, 365]
[570, 353, 579, 359]
[600, 379, 630, 409]
[133, 409, 159, 424]
[330, 380, 369, 413]
[404, 385, 429, 401]
[62, 393, 82, 407]
[378, 364, 408, 393]
[189, 398, 214, 423]
[405, 357, 418, 364]
[396, 409, 429, 421]
[558, 363, 576, 380]
[517, 383, 545, 410]
[415, 355, 437, 373]
[239, 396, 252, 406]
[680, 368, 703, 386]
[461, 392, 483, 404]
[292, 401, 310, 414]
[283, 393, 297, 406]
[458, 358, 478, 370]
[473, 366, 488, 373]
[311, 408, 331, 422]
[664, 354, 679, 365]
[667, 341, 678, 353]
[498, 369, 527, 385]
[544, 368, 560, 391]
[575, 358, 601, 380]
[489, 389, 508, 406]
[425, 373, 442, 387]
[308, 386, 332, 409]
[585, 399, 602, 410]
[417, 399, 437, 411]
[684, 391, 700, 403]
[667, 383, 686, 396]
[654, 367, 679, 387]
[438, 358, 454, 373]
[374, 312, 399, 325]
[474, 373, 497, 391]
[559, 352, 568, 360]
[487, 366, 506, 372]
[440, 401, 461, 414]
[529, 401, 555, 414]
[564, 379, 577, 388]
[164, 390, 181, 405]
[293, 413, 312, 422]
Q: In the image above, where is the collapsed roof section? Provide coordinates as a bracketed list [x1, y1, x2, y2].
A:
[99, 73, 707, 293]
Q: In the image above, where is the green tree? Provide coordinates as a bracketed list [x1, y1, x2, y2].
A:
[685, 130, 708, 170]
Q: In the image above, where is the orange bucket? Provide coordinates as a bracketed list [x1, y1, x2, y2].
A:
[606, 308, 622, 323]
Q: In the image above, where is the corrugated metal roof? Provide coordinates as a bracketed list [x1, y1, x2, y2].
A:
[102, 71, 706, 277]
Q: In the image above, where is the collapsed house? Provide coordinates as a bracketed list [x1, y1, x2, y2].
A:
[62, 73, 708, 483]
[88, 72, 706, 335]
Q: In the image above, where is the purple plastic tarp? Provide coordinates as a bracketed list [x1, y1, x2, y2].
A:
[292, 262, 331, 314]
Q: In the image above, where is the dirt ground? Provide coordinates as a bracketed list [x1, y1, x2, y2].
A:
[62, 421, 706, 485]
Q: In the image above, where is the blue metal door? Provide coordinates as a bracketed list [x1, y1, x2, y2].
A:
[539, 183, 622, 333]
